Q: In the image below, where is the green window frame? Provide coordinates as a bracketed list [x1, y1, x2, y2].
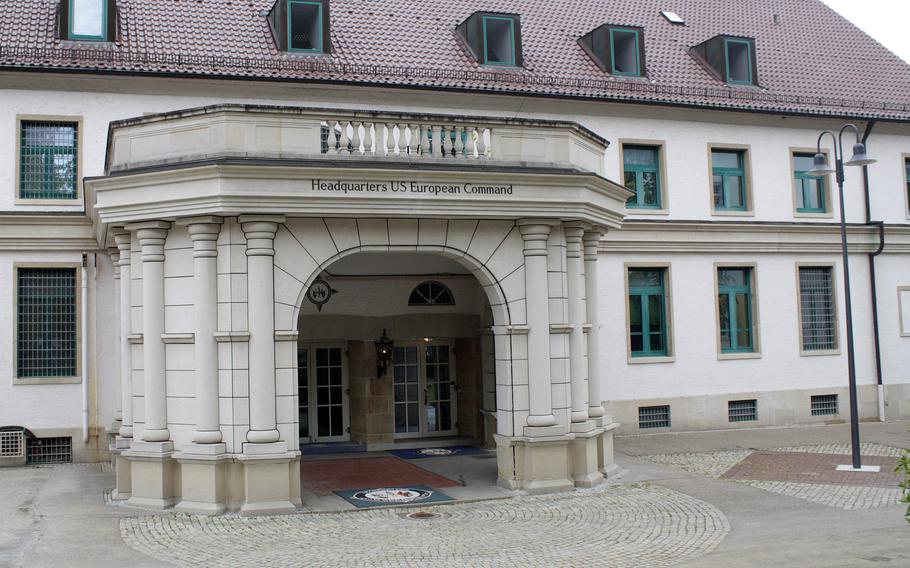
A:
[798, 266, 837, 352]
[905, 158, 909, 211]
[17, 267, 78, 378]
[717, 268, 754, 353]
[711, 149, 748, 211]
[287, 0, 324, 53]
[482, 15, 516, 66]
[69, 0, 108, 41]
[794, 153, 827, 213]
[609, 27, 641, 76]
[19, 121, 79, 201]
[628, 268, 668, 357]
[724, 38, 753, 85]
[623, 145, 661, 208]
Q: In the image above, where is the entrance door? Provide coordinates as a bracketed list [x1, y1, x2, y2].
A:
[298, 344, 350, 443]
[392, 342, 457, 439]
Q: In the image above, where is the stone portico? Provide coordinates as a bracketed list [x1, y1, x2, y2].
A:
[87, 105, 630, 514]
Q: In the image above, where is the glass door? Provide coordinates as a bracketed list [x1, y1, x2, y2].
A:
[297, 344, 349, 444]
[392, 342, 457, 439]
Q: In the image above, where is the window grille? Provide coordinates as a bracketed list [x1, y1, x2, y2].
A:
[799, 267, 836, 351]
[639, 405, 670, 429]
[17, 268, 78, 378]
[27, 437, 72, 464]
[728, 399, 757, 422]
[811, 394, 838, 416]
[0, 431, 25, 458]
[19, 121, 78, 200]
[409, 281, 455, 306]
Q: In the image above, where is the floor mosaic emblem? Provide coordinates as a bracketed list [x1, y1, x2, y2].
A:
[388, 445, 484, 460]
[335, 484, 454, 508]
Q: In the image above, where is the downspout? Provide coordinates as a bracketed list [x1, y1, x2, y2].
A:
[82, 253, 90, 443]
[860, 121, 886, 421]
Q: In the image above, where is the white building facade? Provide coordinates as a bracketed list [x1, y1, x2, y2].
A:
[1, 0, 909, 514]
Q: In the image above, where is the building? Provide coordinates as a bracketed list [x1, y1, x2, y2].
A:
[1, 0, 908, 514]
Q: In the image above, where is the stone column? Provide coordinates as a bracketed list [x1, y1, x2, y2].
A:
[583, 229, 606, 422]
[109, 248, 123, 425]
[517, 221, 556, 429]
[184, 218, 224, 444]
[564, 223, 590, 429]
[133, 222, 171, 443]
[240, 216, 283, 445]
[114, 231, 134, 439]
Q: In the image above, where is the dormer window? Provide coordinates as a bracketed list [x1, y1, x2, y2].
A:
[457, 12, 523, 67]
[269, 0, 331, 54]
[691, 35, 758, 86]
[61, 0, 115, 42]
[579, 24, 646, 77]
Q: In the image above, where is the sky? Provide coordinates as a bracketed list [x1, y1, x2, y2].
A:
[821, 0, 910, 63]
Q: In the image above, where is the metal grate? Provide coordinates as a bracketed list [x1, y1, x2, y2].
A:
[811, 394, 839, 416]
[639, 405, 670, 429]
[19, 121, 78, 200]
[0, 431, 25, 458]
[728, 399, 757, 422]
[17, 268, 78, 378]
[799, 267, 836, 351]
[27, 437, 72, 464]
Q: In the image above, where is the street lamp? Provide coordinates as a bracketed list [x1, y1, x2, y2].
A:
[806, 123, 879, 473]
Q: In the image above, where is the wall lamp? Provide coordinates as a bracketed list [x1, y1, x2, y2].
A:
[374, 329, 394, 378]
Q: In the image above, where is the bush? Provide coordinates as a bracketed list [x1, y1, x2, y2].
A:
[898, 449, 910, 524]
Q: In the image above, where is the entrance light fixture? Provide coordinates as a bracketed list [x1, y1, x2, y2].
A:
[374, 329, 394, 378]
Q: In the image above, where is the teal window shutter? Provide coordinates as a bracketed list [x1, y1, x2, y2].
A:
[19, 122, 78, 200]
[628, 268, 668, 357]
[711, 149, 747, 211]
[794, 153, 826, 213]
[717, 268, 754, 353]
[17, 268, 78, 378]
[623, 145, 661, 208]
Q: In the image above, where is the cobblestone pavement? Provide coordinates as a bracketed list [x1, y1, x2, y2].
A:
[642, 443, 905, 510]
[120, 484, 730, 568]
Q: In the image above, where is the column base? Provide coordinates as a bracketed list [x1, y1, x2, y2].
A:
[173, 443, 230, 515]
[124, 441, 176, 509]
[494, 434, 574, 494]
[237, 443, 299, 516]
[110, 437, 132, 501]
[598, 422, 621, 477]
[570, 431, 605, 488]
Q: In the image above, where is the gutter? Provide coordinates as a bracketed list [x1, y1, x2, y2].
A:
[81, 253, 90, 443]
[860, 121, 886, 422]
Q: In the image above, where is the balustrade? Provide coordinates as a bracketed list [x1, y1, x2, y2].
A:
[323, 119, 492, 159]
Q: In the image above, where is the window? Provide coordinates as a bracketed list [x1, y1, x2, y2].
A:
[717, 267, 754, 353]
[623, 145, 662, 209]
[288, 1, 323, 52]
[794, 153, 827, 213]
[905, 158, 909, 212]
[811, 394, 838, 416]
[728, 400, 757, 422]
[19, 121, 79, 201]
[628, 268, 668, 357]
[457, 12, 523, 67]
[409, 281, 455, 306]
[711, 149, 748, 211]
[639, 405, 670, 429]
[724, 39, 753, 84]
[16, 268, 78, 378]
[579, 24, 646, 77]
[65, 0, 112, 41]
[798, 266, 837, 352]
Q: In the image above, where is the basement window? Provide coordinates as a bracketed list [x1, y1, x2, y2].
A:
[811, 394, 838, 416]
[638, 405, 670, 429]
[728, 399, 757, 422]
[690, 35, 758, 86]
[27, 437, 72, 464]
[579, 24, 646, 77]
[62, 0, 116, 42]
[269, 0, 331, 54]
[457, 12, 523, 67]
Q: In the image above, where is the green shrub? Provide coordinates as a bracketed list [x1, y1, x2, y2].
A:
[898, 449, 910, 524]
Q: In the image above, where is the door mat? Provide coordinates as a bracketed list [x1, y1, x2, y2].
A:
[334, 484, 454, 508]
[300, 456, 462, 496]
[388, 445, 484, 460]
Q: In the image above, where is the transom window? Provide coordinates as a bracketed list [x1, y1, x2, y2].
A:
[609, 28, 642, 76]
[798, 266, 837, 352]
[623, 145, 661, 209]
[794, 153, 827, 213]
[724, 38, 754, 84]
[409, 281, 455, 306]
[67, 0, 109, 41]
[288, 0, 323, 52]
[483, 16, 516, 66]
[717, 267, 754, 353]
[711, 149, 748, 211]
[17, 268, 78, 378]
[628, 268, 668, 357]
[19, 121, 79, 200]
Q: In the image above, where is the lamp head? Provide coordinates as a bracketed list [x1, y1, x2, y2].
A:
[806, 152, 835, 177]
[845, 142, 876, 167]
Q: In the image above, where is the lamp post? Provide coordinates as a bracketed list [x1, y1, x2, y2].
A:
[806, 123, 879, 473]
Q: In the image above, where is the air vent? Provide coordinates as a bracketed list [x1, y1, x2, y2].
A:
[1, 431, 25, 458]
[728, 399, 757, 422]
[639, 405, 670, 429]
[27, 437, 72, 464]
[661, 11, 685, 25]
[811, 394, 838, 416]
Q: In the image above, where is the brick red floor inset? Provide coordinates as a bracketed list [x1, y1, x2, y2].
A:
[300, 456, 463, 496]
[721, 451, 901, 487]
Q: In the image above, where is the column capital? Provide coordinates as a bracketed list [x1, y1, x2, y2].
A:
[241, 216, 282, 258]
[564, 221, 588, 258]
[129, 222, 171, 263]
[182, 218, 223, 258]
[112, 228, 131, 254]
[518, 220, 554, 257]
[108, 248, 121, 279]
[583, 229, 604, 261]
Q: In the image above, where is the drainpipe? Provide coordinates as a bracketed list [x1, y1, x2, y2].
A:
[82, 253, 90, 444]
[860, 121, 886, 422]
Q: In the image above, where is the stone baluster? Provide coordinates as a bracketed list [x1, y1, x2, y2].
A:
[385, 123, 396, 156]
[420, 124, 431, 157]
[351, 121, 362, 155]
[363, 122, 374, 155]
[326, 121, 338, 154]
[240, 216, 284, 445]
[518, 221, 557, 429]
[476, 128, 487, 159]
[583, 229, 606, 421]
[455, 125, 466, 158]
[432, 125, 443, 157]
[564, 222, 590, 430]
[338, 121, 350, 154]
[114, 230, 133, 439]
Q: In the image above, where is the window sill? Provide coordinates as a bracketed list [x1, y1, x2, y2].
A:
[717, 352, 761, 360]
[626, 208, 669, 216]
[794, 211, 833, 219]
[628, 355, 675, 365]
[14, 376, 81, 385]
[711, 209, 754, 217]
[15, 199, 82, 206]
[799, 349, 841, 357]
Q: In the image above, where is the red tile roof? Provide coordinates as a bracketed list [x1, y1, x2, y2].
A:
[2, 0, 910, 120]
